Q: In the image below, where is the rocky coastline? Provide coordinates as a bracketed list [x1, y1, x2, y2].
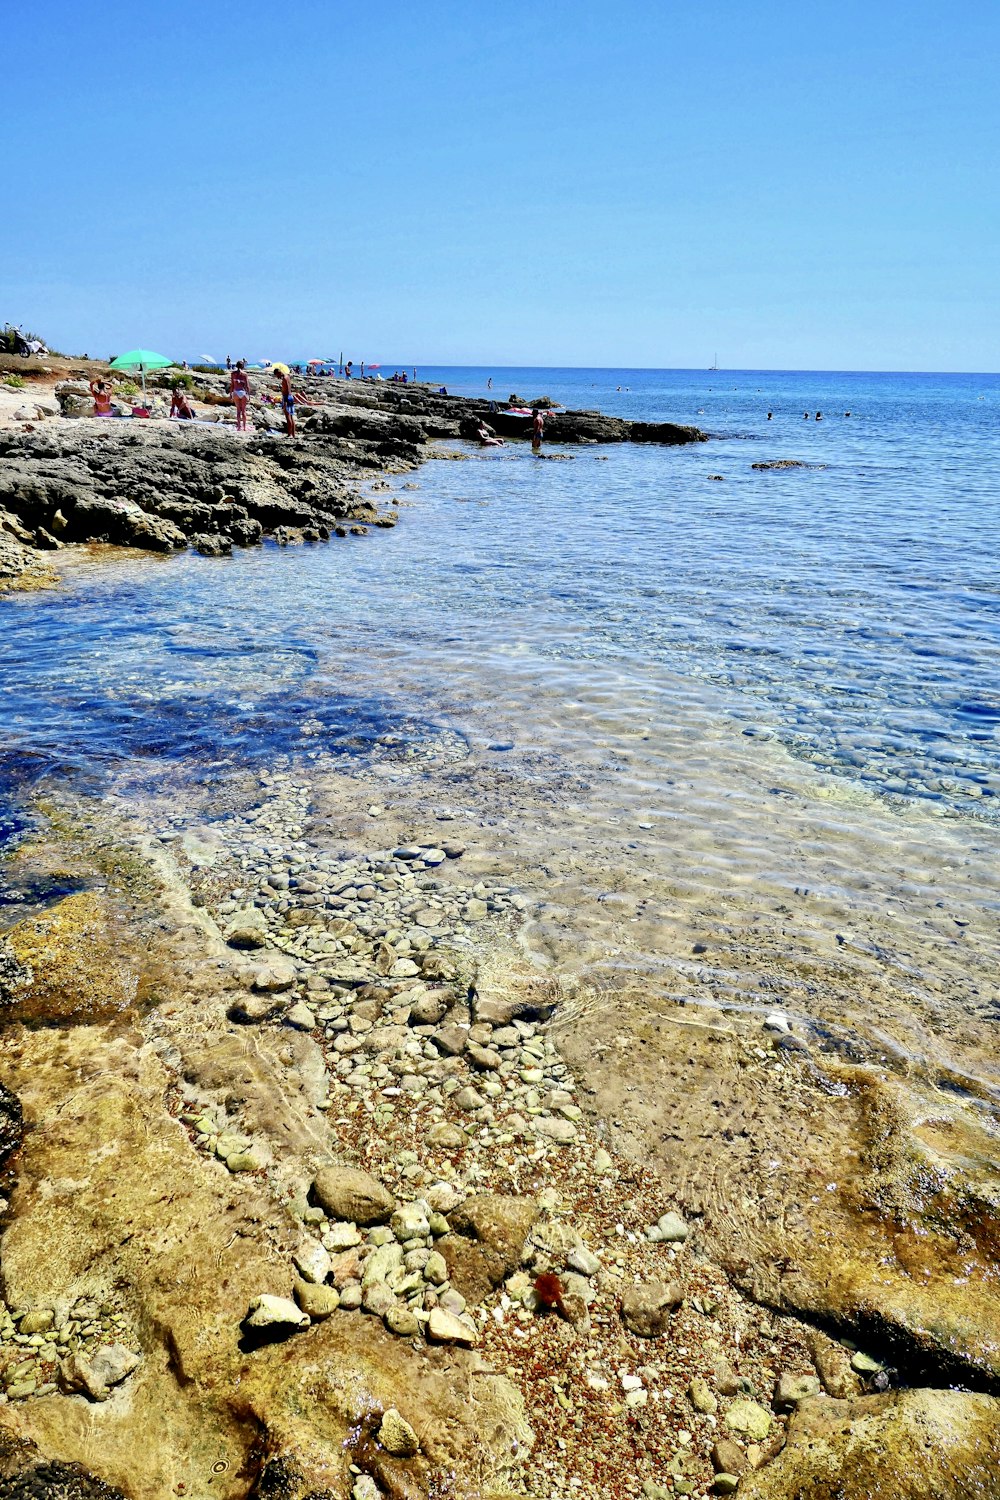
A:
[0, 361, 706, 593]
[1, 362, 999, 1500]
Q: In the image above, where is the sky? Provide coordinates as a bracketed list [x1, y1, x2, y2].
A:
[5, 1, 999, 370]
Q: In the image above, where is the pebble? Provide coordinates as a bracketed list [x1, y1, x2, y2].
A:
[428, 1308, 477, 1345]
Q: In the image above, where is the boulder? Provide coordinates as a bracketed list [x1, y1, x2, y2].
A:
[311, 1165, 395, 1224]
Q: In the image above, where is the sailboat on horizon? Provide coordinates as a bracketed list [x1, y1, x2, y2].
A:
[709, 353, 719, 371]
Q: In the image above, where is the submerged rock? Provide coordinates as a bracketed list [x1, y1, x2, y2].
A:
[620, 1279, 685, 1338]
[311, 1165, 395, 1225]
[739, 1389, 1000, 1499]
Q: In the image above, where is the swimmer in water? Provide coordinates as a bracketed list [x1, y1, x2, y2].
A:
[767, 411, 773, 420]
[815, 412, 822, 420]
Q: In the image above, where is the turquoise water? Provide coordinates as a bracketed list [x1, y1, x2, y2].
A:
[2, 367, 999, 831]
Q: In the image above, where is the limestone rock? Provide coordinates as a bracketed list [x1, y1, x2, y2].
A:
[775, 1371, 822, 1408]
[293, 1239, 332, 1285]
[378, 1407, 420, 1457]
[293, 1279, 340, 1320]
[428, 1307, 477, 1345]
[620, 1279, 684, 1337]
[689, 1376, 719, 1414]
[739, 1390, 1000, 1500]
[311, 1165, 395, 1224]
[243, 1294, 310, 1334]
[223, 906, 268, 949]
[252, 955, 297, 992]
[59, 1343, 141, 1401]
[711, 1439, 748, 1476]
[724, 1397, 773, 1441]
[442, 1194, 540, 1303]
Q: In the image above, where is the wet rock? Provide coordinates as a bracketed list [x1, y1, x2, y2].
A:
[293, 1239, 332, 1284]
[434, 1023, 468, 1056]
[242, 1294, 310, 1335]
[738, 1390, 1000, 1500]
[532, 1115, 577, 1144]
[223, 908, 268, 949]
[654, 1210, 689, 1242]
[723, 1398, 773, 1441]
[711, 1440, 748, 1476]
[228, 992, 287, 1024]
[391, 1202, 430, 1240]
[378, 1408, 420, 1457]
[284, 1001, 316, 1031]
[251, 956, 297, 992]
[58, 1344, 140, 1401]
[385, 1304, 420, 1337]
[427, 1122, 466, 1149]
[427, 1307, 477, 1345]
[18, 1308, 54, 1335]
[689, 1376, 719, 1414]
[293, 1279, 340, 1320]
[620, 1279, 684, 1338]
[775, 1371, 822, 1408]
[312, 1165, 395, 1224]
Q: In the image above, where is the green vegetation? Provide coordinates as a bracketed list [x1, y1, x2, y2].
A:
[2, 374, 25, 389]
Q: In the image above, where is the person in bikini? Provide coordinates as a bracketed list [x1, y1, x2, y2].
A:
[229, 359, 251, 432]
[89, 379, 113, 417]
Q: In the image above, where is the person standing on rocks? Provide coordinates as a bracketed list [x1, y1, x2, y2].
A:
[531, 406, 545, 453]
[278, 368, 296, 438]
[229, 360, 251, 432]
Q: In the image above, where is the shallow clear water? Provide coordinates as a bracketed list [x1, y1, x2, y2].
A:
[4, 365, 1000, 1083]
[4, 367, 998, 816]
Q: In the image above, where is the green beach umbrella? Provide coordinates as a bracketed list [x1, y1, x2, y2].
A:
[109, 348, 175, 407]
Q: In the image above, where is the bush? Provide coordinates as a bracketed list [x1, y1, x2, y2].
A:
[116, 378, 139, 397]
[3, 374, 25, 389]
[152, 370, 194, 391]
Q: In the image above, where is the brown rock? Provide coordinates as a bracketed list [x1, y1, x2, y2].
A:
[739, 1390, 1000, 1500]
[293, 1279, 340, 1320]
[311, 1165, 395, 1224]
[620, 1279, 684, 1338]
[711, 1439, 748, 1476]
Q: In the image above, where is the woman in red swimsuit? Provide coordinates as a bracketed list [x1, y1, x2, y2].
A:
[89, 380, 113, 417]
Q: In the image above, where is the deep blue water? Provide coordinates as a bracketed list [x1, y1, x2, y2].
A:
[2, 367, 999, 839]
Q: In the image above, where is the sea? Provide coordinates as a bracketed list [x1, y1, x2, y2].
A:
[2, 367, 999, 1078]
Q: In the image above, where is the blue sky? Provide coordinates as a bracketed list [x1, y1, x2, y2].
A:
[5, 2, 998, 369]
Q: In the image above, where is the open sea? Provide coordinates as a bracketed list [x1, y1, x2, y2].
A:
[2, 366, 999, 1081]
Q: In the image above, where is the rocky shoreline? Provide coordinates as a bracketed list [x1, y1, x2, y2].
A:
[0, 363, 706, 592]
[1, 737, 999, 1500]
[1, 365, 999, 1500]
